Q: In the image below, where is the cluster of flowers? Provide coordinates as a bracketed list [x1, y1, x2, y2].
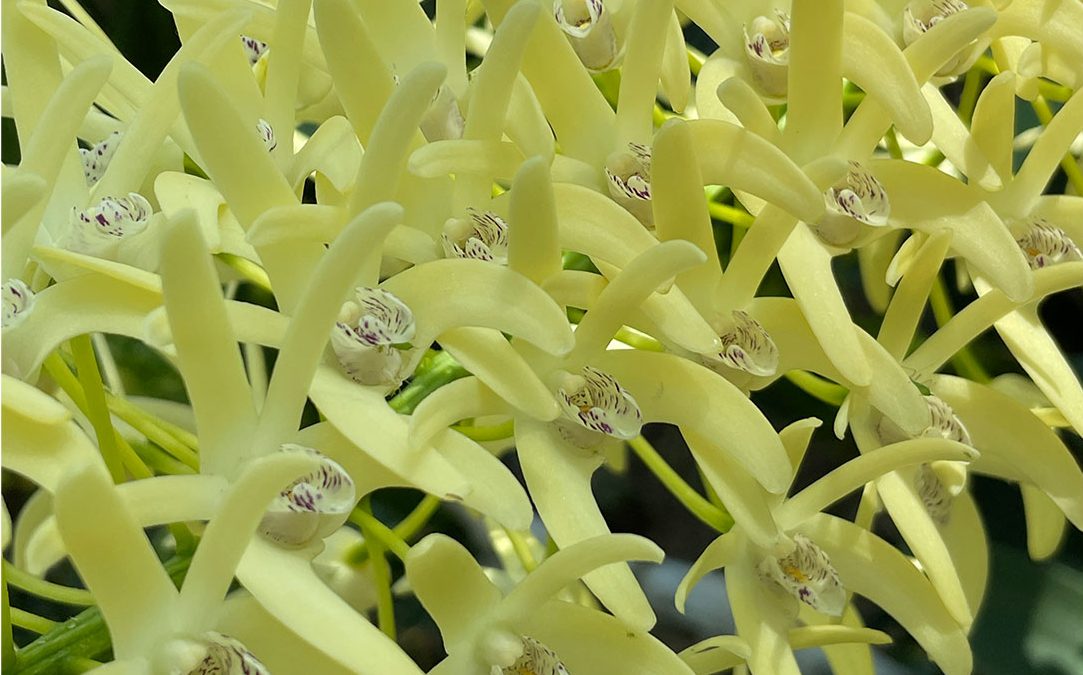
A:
[2, 0, 1082, 673]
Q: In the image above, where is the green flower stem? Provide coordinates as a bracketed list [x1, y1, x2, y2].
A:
[354, 499, 396, 641]
[504, 528, 539, 573]
[1, 561, 94, 607]
[215, 253, 272, 292]
[392, 495, 442, 541]
[929, 276, 991, 383]
[131, 440, 197, 476]
[785, 370, 849, 407]
[8, 610, 56, 635]
[450, 419, 516, 442]
[707, 201, 755, 228]
[11, 556, 191, 675]
[388, 351, 469, 414]
[349, 507, 411, 562]
[957, 67, 986, 125]
[626, 436, 734, 533]
[687, 48, 704, 78]
[69, 337, 125, 482]
[60, 658, 102, 674]
[44, 349, 152, 481]
[3, 581, 15, 672]
[1031, 96, 1083, 196]
[613, 327, 664, 351]
[105, 393, 200, 470]
[884, 127, 904, 160]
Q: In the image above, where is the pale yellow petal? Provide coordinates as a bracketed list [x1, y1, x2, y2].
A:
[783, 0, 843, 163]
[161, 210, 256, 477]
[508, 156, 562, 286]
[237, 537, 425, 674]
[877, 231, 952, 360]
[615, 0, 675, 146]
[675, 532, 739, 614]
[1020, 482, 1068, 561]
[54, 465, 179, 659]
[798, 513, 972, 675]
[405, 533, 502, 650]
[438, 327, 561, 420]
[515, 417, 657, 631]
[593, 350, 791, 494]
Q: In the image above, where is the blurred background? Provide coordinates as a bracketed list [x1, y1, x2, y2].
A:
[2, 1, 1081, 673]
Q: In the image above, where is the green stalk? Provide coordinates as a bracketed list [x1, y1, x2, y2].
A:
[105, 394, 200, 470]
[388, 351, 469, 414]
[8, 610, 57, 635]
[392, 496, 442, 541]
[3, 581, 15, 673]
[1, 561, 95, 607]
[1031, 96, 1083, 196]
[450, 419, 515, 442]
[626, 436, 734, 533]
[349, 507, 410, 562]
[929, 276, 990, 382]
[504, 529, 538, 573]
[355, 499, 396, 640]
[785, 371, 849, 407]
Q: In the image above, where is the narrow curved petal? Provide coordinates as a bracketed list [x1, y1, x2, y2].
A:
[522, 599, 694, 674]
[1002, 89, 1083, 210]
[254, 202, 403, 454]
[904, 262, 1083, 376]
[780, 438, 978, 529]
[2, 56, 110, 277]
[1, 376, 101, 490]
[727, 554, 801, 675]
[261, 0, 311, 166]
[94, 10, 249, 198]
[930, 375, 1083, 529]
[438, 327, 560, 420]
[215, 593, 358, 675]
[405, 533, 503, 650]
[352, 0, 437, 75]
[553, 183, 660, 268]
[941, 489, 988, 616]
[380, 258, 574, 355]
[161, 210, 256, 477]
[798, 513, 973, 675]
[779, 417, 822, 475]
[26, 475, 228, 575]
[432, 428, 533, 530]
[922, 84, 1002, 189]
[652, 121, 723, 309]
[568, 240, 706, 364]
[968, 71, 1016, 187]
[614, 0, 675, 146]
[679, 635, 750, 674]
[178, 62, 319, 312]
[675, 532, 739, 614]
[783, 0, 843, 163]
[484, 0, 616, 166]
[313, 0, 395, 144]
[408, 139, 525, 180]
[776, 223, 872, 386]
[686, 120, 826, 224]
[287, 116, 363, 192]
[515, 418, 657, 632]
[508, 157, 562, 286]
[841, 12, 932, 145]
[980, 293, 1083, 439]
[877, 231, 952, 360]
[237, 537, 426, 675]
[54, 465, 179, 659]
[409, 376, 510, 450]
[1020, 483, 1068, 561]
[593, 350, 791, 494]
[176, 452, 319, 632]
[309, 365, 470, 502]
[685, 432, 782, 551]
[347, 62, 446, 216]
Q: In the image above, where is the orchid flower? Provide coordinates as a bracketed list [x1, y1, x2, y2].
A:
[406, 532, 693, 674]
[676, 418, 978, 675]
